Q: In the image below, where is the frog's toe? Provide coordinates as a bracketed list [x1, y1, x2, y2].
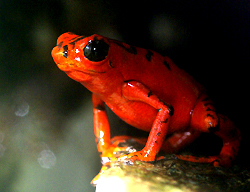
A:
[175, 154, 218, 164]
[118, 150, 156, 163]
[212, 156, 232, 167]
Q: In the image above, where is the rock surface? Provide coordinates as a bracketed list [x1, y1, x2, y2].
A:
[94, 138, 250, 192]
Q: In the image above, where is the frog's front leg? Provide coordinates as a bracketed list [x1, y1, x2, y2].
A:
[118, 81, 174, 162]
[92, 93, 111, 155]
[93, 94, 129, 161]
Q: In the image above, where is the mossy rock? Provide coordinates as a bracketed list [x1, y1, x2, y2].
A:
[94, 137, 250, 192]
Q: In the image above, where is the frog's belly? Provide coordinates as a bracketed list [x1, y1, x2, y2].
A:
[106, 100, 191, 134]
[106, 101, 156, 132]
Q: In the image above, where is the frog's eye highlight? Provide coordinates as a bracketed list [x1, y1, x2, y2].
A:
[83, 39, 109, 62]
[62, 45, 69, 58]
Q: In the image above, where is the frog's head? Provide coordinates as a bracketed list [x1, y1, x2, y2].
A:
[51, 32, 111, 83]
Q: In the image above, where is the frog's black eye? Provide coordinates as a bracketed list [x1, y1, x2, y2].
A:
[63, 50, 68, 58]
[83, 38, 109, 62]
[62, 45, 68, 58]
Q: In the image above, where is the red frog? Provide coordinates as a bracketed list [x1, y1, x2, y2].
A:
[51, 32, 240, 167]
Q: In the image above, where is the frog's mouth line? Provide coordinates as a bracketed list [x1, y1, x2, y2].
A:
[57, 63, 106, 74]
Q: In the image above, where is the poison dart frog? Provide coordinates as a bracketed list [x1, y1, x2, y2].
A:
[51, 32, 240, 167]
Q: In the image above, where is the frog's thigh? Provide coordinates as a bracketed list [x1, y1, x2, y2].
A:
[190, 94, 219, 132]
[161, 131, 201, 154]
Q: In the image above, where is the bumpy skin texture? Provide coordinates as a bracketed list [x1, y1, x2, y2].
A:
[51, 32, 240, 167]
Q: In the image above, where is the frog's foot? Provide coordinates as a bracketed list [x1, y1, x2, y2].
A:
[111, 136, 147, 148]
[101, 145, 132, 163]
[175, 154, 232, 167]
[118, 150, 156, 164]
[100, 136, 147, 164]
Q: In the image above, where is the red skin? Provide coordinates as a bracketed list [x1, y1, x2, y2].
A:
[51, 32, 240, 167]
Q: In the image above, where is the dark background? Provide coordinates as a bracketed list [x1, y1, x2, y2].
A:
[1, 0, 249, 191]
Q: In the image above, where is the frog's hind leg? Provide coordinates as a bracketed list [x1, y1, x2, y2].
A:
[176, 94, 241, 167]
[160, 131, 201, 154]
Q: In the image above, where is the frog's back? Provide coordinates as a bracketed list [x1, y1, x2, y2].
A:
[109, 41, 204, 102]
[109, 41, 205, 130]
